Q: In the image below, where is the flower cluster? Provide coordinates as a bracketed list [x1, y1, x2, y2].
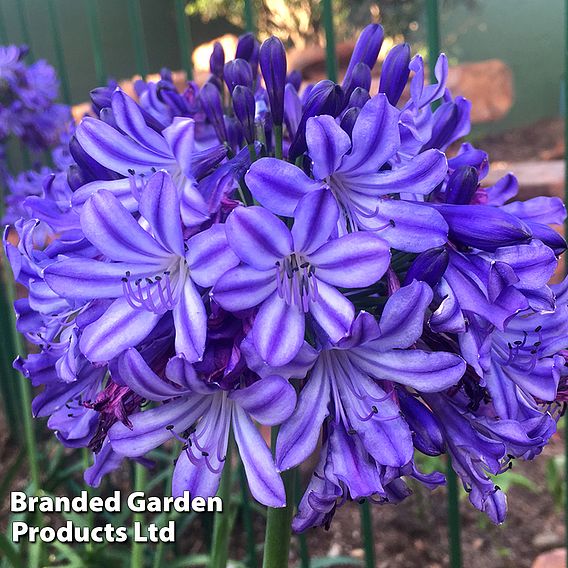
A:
[0, 45, 70, 156]
[6, 25, 568, 529]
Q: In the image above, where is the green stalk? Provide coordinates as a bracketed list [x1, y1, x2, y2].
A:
[248, 143, 257, 163]
[262, 427, 294, 568]
[131, 464, 147, 568]
[83, 450, 95, 555]
[210, 441, 233, 568]
[274, 125, 283, 160]
[239, 462, 258, 568]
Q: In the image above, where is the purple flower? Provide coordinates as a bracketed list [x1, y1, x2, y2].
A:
[247, 94, 449, 251]
[108, 350, 295, 507]
[44, 171, 239, 362]
[214, 189, 390, 365]
[274, 281, 465, 472]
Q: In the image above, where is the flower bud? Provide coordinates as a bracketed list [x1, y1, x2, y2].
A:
[379, 43, 411, 105]
[260, 36, 287, 126]
[347, 87, 370, 110]
[199, 81, 228, 144]
[286, 69, 302, 91]
[210, 41, 225, 78]
[344, 62, 371, 100]
[404, 247, 449, 287]
[236, 33, 260, 79]
[232, 85, 256, 144]
[445, 165, 479, 205]
[339, 107, 360, 137]
[224, 58, 253, 92]
[435, 204, 532, 252]
[288, 80, 344, 160]
[398, 390, 446, 456]
[343, 23, 384, 89]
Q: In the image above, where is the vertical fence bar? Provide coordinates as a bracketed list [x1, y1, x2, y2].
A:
[322, 0, 337, 83]
[0, 0, 8, 44]
[15, 0, 33, 58]
[174, 0, 194, 81]
[446, 462, 463, 568]
[47, 0, 72, 105]
[128, 0, 149, 77]
[360, 500, 376, 568]
[244, 0, 255, 34]
[426, 0, 440, 83]
[85, 0, 107, 86]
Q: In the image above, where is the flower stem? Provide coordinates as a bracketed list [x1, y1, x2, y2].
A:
[210, 440, 233, 568]
[131, 463, 147, 568]
[274, 125, 283, 160]
[262, 427, 294, 568]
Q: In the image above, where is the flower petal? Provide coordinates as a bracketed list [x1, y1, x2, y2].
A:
[230, 375, 297, 426]
[173, 278, 207, 362]
[111, 90, 171, 156]
[163, 117, 196, 178]
[80, 297, 161, 363]
[276, 359, 330, 471]
[306, 115, 351, 179]
[213, 265, 276, 310]
[340, 93, 400, 175]
[373, 280, 433, 350]
[172, 447, 222, 498]
[186, 223, 240, 287]
[362, 198, 449, 253]
[44, 258, 158, 299]
[71, 178, 139, 212]
[309, 233, 390, 288]
[346, 149, 447, 196]
[139, 171, 184, 256]
[245, 157, 323, 216]
[109, 397, 208, 456]
[253, 292, 305, 366]
[81, 189, 171, 262]
[118, 348, 190, 400]
[226, 206, 292, 270]
[309, 280, 354, 343]
[291, 189, 339, 255]
[76, 117, 173, 176]
[352, 348, 466, 392]
[232, 405, 286, 507]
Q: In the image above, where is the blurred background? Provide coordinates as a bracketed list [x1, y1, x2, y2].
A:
[0, 1, 566, 567]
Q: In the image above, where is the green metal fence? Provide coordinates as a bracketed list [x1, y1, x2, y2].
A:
[0, 1, 566, 567]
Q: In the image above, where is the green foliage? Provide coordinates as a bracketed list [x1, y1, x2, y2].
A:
[185, 0, 478, 47]
[546, 453, 565, 511]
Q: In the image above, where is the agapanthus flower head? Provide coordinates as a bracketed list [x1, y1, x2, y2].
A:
[5, 23, 568, 535]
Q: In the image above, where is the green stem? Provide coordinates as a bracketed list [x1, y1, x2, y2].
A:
[210, 441, 233, 568]
[248, 143, 257, 163]
[274, 125, 283, 160]
[239, 462, 258, 568]
[263, 427, 294, 568]
[83, 450, 95, 554]
[131, 464, 147, 568]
